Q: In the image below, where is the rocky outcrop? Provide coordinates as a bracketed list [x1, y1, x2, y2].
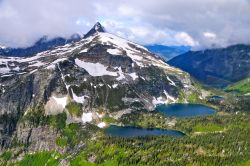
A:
[16, 125, 65, 153]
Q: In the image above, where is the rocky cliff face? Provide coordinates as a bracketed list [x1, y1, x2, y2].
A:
[0, 23, 198, 152]
[168, 44, 250, 87]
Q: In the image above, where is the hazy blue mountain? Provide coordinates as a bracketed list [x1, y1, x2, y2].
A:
[168, 44, 250, 87]
[145, 45, 190, 60]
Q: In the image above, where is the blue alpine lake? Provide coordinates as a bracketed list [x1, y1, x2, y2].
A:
[105, 125, 185, 137]
[156, 103, 216, 118]
[207, 96, 225, 101]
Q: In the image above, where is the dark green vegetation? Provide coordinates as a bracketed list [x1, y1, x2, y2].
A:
[70, 128, 250, 165]
[49, 112, 67, 130]
[0, 151, 12, 166]
[68, 110, 250, 166]
[66, 102, 83, 117]
[192, 123, 223, 132]
[18, 151, 61, 166]
[1, 84, 250, 166]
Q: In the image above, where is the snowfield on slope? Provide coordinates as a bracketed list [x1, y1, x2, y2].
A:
[75, 58, 118, 77]
[0, 30, 183, 78]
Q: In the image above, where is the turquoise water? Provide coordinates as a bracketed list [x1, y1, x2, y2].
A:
[156, 104, 215, 118]
[105, 125, 185, 137]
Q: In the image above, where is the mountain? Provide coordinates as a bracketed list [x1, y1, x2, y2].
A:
[0, 45, 6, 49]
[0, 33, 82, 57]
[145, 45, 190, 60]
[0, 22, 104, 58]
[168, 44, 250, 87]
[0, 23, 199, 152]
[83, 22, 105, 38]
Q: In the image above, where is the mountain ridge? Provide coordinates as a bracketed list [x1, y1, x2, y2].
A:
[168, 44, 250, 87]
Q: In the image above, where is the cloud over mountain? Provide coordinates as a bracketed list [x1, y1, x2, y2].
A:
[0, 0, 250, 49]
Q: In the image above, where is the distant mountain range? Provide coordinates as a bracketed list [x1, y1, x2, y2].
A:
[0, 34, 83, 57]
[0, 23, 105, 58]
[168, 44, 250, 87]
[0, 26, 189, 60]
[145, 45, 190, 60]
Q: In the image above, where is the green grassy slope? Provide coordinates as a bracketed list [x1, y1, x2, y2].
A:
[225, 77, 250, 94]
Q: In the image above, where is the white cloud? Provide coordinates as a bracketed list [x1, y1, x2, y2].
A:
[203, 32, 217, 39]
[175, 32, 198, 46]
[129, 27, 150, 37]
[0, 0, 250, 48]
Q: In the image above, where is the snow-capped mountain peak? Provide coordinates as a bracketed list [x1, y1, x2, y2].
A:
[0, 45, 6, 49]
[84, 22, 105, 38]
[0, 23, 184, 78]
[94, 22, 105, 31]
[0, 23, 194, 136]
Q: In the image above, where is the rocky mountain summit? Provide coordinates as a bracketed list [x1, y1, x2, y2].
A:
[0, 23, 198, 153]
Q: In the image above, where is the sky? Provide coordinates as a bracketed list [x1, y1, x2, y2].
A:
[0, 0, 250, 49]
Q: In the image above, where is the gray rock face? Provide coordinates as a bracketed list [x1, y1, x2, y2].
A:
[0, 26, 197, 152]
[84, 22, 105, 39]
[0, 69, 65, 150]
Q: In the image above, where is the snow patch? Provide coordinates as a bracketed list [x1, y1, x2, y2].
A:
[152, 91, 177, 106]
[140, 76, 145, 80]
[152, 96, 165, 105]
[0, 45, 6, 49]
[107, 48, 121, 55]
[163, 90, 177, 102]
[79, 48, 88, 53]
[97, 33, 145, 66]
[167, 76, 176, 87]
[81, 112, 93, 123]
[97, 122, 106, 128]
[0, 64, 10, 74]
[72, 90, 86, 104]
[98, 83, 104, 87]
[29, 61, 46, 67]
[129, 72, 138, 80]
[244, 93, 250, 96]
[52, 96, 68, 108]
[112, 84, 118, 88]
[29, 69, 38, 74]
[75, 58, 117, 77]
[116, 67, 126, 81]
[46, 58, 68, 69]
